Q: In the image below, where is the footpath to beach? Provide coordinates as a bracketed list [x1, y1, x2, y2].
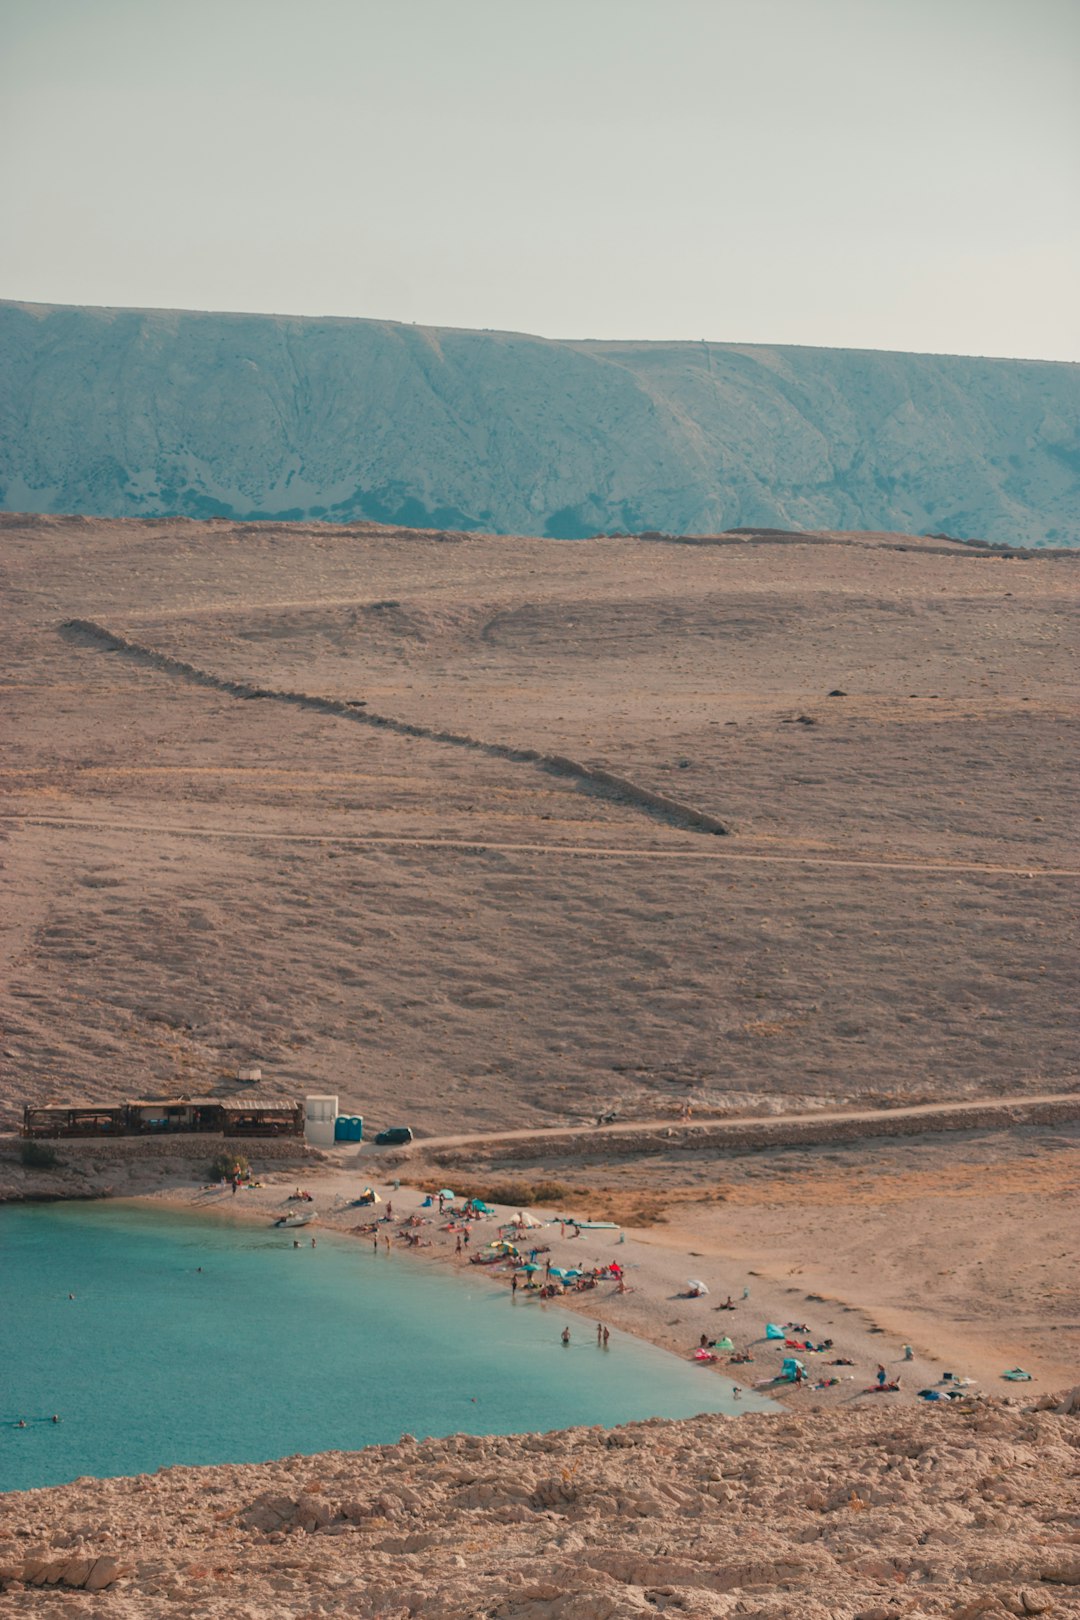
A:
[399, 1090, 1080, 1163]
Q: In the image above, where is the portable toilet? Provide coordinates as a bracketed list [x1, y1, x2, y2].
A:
[304, 1094, 339, 1146]
[334, 1115, 364, 1143]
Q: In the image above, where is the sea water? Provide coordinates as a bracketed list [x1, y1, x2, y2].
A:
[1, 1202, 772, 1491]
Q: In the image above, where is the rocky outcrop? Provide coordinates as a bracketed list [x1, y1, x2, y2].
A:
[2, 301, 1077, 546]
[2, 1399, 1076, 1616]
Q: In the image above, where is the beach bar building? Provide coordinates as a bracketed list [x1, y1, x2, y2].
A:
[22, 1102, 128, 1139]
[126, 1098, 227, 1134]
[22, 1095, 305, 1140]
[217, 1096, 304, 1137]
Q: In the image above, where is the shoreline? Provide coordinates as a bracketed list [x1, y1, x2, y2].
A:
[121, 1163, 1003, 1409]
[6, 1118, 1073, 1408]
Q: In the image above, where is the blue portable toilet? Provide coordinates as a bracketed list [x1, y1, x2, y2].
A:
[334, 1115, 364, 1142]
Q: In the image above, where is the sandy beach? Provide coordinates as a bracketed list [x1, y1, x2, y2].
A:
[112, 1113, 1077, 1407]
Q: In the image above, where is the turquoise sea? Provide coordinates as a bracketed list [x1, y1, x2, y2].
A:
[1, 1202, 771, 1491]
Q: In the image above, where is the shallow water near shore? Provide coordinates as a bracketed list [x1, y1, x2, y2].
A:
[1, 1202, 772, 1490]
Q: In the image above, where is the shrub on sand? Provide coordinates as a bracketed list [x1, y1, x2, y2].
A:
[209, 1150, 250, 1182]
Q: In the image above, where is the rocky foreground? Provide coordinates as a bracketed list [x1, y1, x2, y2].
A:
[2, 1398, 1077, 1618]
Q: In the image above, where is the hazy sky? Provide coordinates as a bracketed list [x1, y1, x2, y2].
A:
[2, 0, 1078, 360]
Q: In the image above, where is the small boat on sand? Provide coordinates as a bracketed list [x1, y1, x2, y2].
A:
[274, 1212, 315, 1228]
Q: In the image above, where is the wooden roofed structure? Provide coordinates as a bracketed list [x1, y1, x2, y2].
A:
[22, 1095, 305, 1139]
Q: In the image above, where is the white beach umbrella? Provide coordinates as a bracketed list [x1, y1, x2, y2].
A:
[686, 1279, 710, 1294]
[516, 1210, 542, 1227]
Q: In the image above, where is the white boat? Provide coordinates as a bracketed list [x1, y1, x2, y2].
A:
[274, 1212, 315, 1228]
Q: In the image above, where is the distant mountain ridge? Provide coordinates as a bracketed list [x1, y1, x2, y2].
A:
[1, 300, 1077, 545]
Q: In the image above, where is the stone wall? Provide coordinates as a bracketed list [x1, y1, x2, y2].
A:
[423, 1096, 1080, 1170]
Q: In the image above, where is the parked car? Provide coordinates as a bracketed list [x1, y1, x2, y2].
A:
[374, 1126, 413, 1146]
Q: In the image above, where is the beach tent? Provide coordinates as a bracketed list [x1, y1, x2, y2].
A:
[714, 1336, 735, 1352]
[765, 1323, 786, 1340]
[686, 1279, 709, 1295]
[515, 1210, 543, 1227]
[781, 1357, 806, 1380]
[470, 1199, 495, 1214]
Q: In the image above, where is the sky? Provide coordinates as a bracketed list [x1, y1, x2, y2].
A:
[1, 0, 1078, 361]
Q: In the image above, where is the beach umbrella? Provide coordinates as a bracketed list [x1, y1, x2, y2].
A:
[516, 1210, 542, 1227]
[439, 1189, 456, 1199]
[686, 1279, 709, 1295]
[520, 1262, 540, 1272]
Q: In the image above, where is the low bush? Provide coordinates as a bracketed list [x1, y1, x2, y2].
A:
[209, 1150, 250, 1182]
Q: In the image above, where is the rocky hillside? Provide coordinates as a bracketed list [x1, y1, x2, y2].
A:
[1, 301, 1077, 546]
[2, 1399, 1077, 1617]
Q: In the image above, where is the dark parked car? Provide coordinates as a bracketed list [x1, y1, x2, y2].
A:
[374, 1126, 414, 1146]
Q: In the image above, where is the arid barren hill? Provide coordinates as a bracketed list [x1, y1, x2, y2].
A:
[2, 301, 1079, 545]
[1, 514, 1076, 1131]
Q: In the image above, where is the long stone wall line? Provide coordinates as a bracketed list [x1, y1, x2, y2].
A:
[60, 618, 731, 836]
[422, 1096, 1080, 1168]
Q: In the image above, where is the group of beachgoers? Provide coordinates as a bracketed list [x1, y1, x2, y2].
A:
[559, 1322, 612, 1348]
[685, 1305, 958, 1400]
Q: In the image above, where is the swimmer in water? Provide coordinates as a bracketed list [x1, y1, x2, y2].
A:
[561, 1326, 571, 1345]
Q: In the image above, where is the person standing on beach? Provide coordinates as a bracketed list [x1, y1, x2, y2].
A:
[597, 1322, 603, 1344]
[876, 1364, 887, 1387]
[511, 1272, 518, 1296]
[462, 1227, 470, 1247]
[455, 1234, 462, 1254]
[602, 1327, 610, 1347]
